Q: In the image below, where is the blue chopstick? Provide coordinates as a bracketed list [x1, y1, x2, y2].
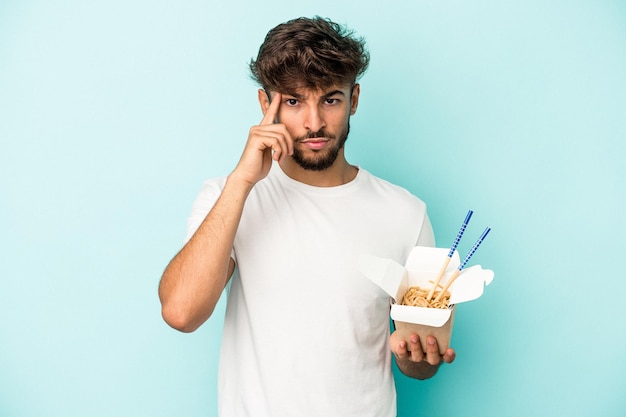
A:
[427, 210, 473, 300]
[458, 227, 491, 271]
[448, 210, 473, 258]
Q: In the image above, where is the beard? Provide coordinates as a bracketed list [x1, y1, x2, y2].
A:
[291, 123, 350, 171]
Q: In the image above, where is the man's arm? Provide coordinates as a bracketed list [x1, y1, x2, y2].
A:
[389, 331, 456, 380]
[158, 92, 292, 332]
[158, 179, 250, 333]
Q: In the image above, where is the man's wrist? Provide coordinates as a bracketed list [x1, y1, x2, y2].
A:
[225, 172, 256, 196]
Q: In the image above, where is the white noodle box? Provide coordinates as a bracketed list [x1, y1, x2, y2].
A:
[358, 246, 494, 354]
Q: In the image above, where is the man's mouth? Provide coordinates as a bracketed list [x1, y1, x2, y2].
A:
[299, 138, 329, 150]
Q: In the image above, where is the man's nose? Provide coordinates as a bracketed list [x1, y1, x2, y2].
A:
[303, 106, 325, 133]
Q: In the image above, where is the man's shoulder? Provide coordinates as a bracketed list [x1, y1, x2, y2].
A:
[359, 169, 426, 206]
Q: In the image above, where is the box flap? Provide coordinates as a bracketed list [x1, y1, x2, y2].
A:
[357, 255, 407, 301]
[447, 265, 494, 304]
[405, 246, 460, 272]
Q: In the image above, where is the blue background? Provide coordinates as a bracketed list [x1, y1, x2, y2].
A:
[1, 1, 624, 416]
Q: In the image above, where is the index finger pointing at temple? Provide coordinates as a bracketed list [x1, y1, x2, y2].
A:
[261, 92, 281, 125]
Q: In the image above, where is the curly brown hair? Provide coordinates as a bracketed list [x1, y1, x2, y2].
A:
[249, 16, 370, 94]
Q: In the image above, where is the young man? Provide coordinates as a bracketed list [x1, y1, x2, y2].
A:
[159, 16, 455, 417]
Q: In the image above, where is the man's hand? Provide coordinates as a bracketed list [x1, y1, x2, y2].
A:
[230, 92, 293, 187]
[389, 331, 456, 380]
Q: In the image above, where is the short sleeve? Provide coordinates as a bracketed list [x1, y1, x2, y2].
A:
[416, 212, 436, 248]
[185, 177, 228, 243]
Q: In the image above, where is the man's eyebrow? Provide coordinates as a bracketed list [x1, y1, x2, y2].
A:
[322, 90, 346, 99]
[283, 90, 346, 100]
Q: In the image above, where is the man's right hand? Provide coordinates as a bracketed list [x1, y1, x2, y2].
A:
[230, 92, 293, 187]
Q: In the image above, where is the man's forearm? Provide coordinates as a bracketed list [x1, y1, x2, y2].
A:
[158, 176, 252, 332]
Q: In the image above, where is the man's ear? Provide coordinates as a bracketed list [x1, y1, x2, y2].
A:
[258, 89, 271, 115]
[350, 84, 361, 115]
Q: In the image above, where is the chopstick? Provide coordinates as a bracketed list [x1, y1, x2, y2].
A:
[434, 226, 491, 303]
[426, 210, 473, 301]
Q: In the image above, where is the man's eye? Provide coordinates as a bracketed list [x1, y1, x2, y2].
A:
[285, 99, 298, 106]
[325, 98, 338, 105]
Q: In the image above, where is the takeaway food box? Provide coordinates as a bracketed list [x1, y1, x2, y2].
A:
[358, 246, 494, 354]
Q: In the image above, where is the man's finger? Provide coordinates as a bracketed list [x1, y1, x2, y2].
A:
[408, 334, 424, 362]
[425, 336, 441, 365]
[395, 340, 409, 360]
[261, 92, 282, 125]
[442, 348, 456, 364]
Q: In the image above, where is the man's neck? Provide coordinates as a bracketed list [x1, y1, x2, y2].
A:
[278, 154, 358, 187]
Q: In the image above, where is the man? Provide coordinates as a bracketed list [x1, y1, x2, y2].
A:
[159, 16, 455, 417]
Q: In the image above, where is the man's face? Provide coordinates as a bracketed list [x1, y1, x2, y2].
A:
[265, 84, 360, 171]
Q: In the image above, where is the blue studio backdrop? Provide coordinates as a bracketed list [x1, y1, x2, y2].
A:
[1, 1, 624, 416]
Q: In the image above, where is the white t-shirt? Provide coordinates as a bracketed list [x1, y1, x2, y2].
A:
[186, 163, 435, 417]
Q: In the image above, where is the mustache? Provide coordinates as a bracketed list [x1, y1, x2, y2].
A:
[295, 130, 336, 142]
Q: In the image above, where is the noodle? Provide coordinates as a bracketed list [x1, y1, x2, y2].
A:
[401, 285, 451, 309]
